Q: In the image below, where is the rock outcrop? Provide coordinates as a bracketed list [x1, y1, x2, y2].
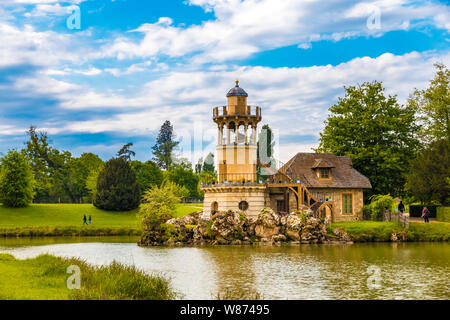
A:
[139, 207, 340, 246]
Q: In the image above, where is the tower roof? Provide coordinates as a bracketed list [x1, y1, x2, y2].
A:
[226, 80, 248, 97]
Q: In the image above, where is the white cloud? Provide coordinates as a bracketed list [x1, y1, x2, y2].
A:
[25, 50, 446, 162]
[100, 0, 450, 63]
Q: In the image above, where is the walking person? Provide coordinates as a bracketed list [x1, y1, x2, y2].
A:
[421, 206, 430, 223]
[83, 214, 88, 225]
[398, 201, 405, 214]
[88, 215, 92, 225]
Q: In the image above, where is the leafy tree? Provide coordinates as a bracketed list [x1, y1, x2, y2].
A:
[152, 121, 179, 170]
[165, 164, 199, 199]
[117, 143, 136, 162]
[24, 126, 72, 203]
[0, 150, 35, 207]
[405, 139, 450, 205]
[195, 157, 203, 174]
[130, 160, 163, 193]
[257, 124, 276, 178]
[139, 184, 180, 231]
[317, 81, 420, 197]
[161, 180, 190, 199]
[408, 63, 450, 143]
[94, 157, 141, 211]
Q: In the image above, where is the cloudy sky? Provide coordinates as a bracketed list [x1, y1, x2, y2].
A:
[0, 0, 449, 165]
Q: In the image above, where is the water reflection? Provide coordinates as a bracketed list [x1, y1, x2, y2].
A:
[0, 238, 448, 300]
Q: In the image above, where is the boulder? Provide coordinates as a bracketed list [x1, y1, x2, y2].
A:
[166, 211, 202, 226]
[206, 210, 247, 242]
[252, 208, 281, 240]
[333, 227, 352, 242]
[281, 213, 304, 241]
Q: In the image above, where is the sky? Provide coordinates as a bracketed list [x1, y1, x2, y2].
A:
[0, 0, 449, 166]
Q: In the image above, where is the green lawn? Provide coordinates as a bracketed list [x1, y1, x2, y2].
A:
[0, 203, 202, 236]
[0, 253, 176, 300]
[329, 221, 450, 242]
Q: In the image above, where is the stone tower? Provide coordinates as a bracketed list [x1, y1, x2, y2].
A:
[213, 80, 262, 183]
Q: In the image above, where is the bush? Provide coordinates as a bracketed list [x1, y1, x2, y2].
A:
[368, 195, 394, 221]
[437, 206, 450, 222]
[139, 184, 180, 231]
[0, 150, 35, 207]
[94, 158, 140, 211]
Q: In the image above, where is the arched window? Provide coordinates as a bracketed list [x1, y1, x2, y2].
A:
[211, 201, 218, 213]
[238, 201, 249, 211]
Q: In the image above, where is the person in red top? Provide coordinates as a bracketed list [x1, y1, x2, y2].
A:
[421, 207, 430, 223]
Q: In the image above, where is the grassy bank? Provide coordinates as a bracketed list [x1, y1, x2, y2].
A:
[0, 253, 177, 300]
[329, 221, 450, 242]
[0, 203, 202, 237]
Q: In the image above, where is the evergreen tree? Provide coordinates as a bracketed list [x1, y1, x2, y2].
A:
[0, 150, 35, 207]
[202, 153, 215, 173]
[152, 121, 179, 170]
[257, 124, 276, 179]
[94, 157, 141, 211]
[117, 143, 136, 162]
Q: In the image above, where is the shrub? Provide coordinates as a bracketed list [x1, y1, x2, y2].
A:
[368, 195, 394, 221]
[436, 206, 450, 222]
[0, 150, 35, 207]
[94, 158, 140, 211]
[139, 184, 180, 231]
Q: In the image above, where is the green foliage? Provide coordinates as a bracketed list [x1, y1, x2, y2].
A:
[365, 194, 395, 221]
[130, 160, 163, 193]
[117, 143, 135, 162]
[406, 139, 450, 205]
[0, 150, 35, 207]
[161, 180, 190, 199]
[94, 158, 141, 211]
[0, 253, 176, 300]
[436, 206, 450, 222]
[139, 184, 180, 231]
[165, 164, 200, 199]
[408, 63, 450, 143]
[316, 81, 420, 197]
[152, 120, 179, 170]
[257, 124, 276, 179]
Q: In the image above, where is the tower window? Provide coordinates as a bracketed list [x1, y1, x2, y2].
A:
[238, 201, 249, 211]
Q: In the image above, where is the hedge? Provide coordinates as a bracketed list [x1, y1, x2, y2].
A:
[437, 206, 450, 222]
[409, 205, 437, 218]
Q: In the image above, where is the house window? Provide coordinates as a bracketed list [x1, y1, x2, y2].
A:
[319, 168, 330, 179]
[342, 194, 353, 215]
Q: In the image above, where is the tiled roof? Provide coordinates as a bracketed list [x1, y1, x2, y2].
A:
[279, 153, 372, 189]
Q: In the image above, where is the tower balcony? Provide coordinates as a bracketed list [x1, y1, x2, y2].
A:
[213, 105, 261, 122]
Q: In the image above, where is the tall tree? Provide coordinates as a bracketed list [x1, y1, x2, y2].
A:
[317, 81, 420, 197]
[408, 63, 450, 143]
[94, 158, 141, 211]
[405, 139, 450, 205]
[117, 143, 136, 162]
[0, 150, 35, 207]
[257, 124, 276, 178]
[152, 121, 179, 170]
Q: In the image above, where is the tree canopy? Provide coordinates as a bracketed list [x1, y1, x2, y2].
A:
[0, 150, 35, 207]
[152, 121, 179, 170]
[317, 81, 420, 197]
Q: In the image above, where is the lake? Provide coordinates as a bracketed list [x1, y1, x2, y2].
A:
[0, 237, 449, 300]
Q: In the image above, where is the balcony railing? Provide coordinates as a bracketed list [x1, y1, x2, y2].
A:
[199, 172, 304, 187]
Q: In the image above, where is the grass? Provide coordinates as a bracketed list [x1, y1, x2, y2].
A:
[0, 203, 202, 237]
[329, 221, 450, 242]
[0, 253, 177, 300]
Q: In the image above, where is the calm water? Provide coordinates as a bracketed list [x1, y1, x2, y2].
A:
[0, 237, 449, 300]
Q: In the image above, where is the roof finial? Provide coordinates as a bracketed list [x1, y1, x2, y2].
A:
[235, 79, 239, 87]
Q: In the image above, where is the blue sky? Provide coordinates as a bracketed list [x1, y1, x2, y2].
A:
[0, 0, 449, 164]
